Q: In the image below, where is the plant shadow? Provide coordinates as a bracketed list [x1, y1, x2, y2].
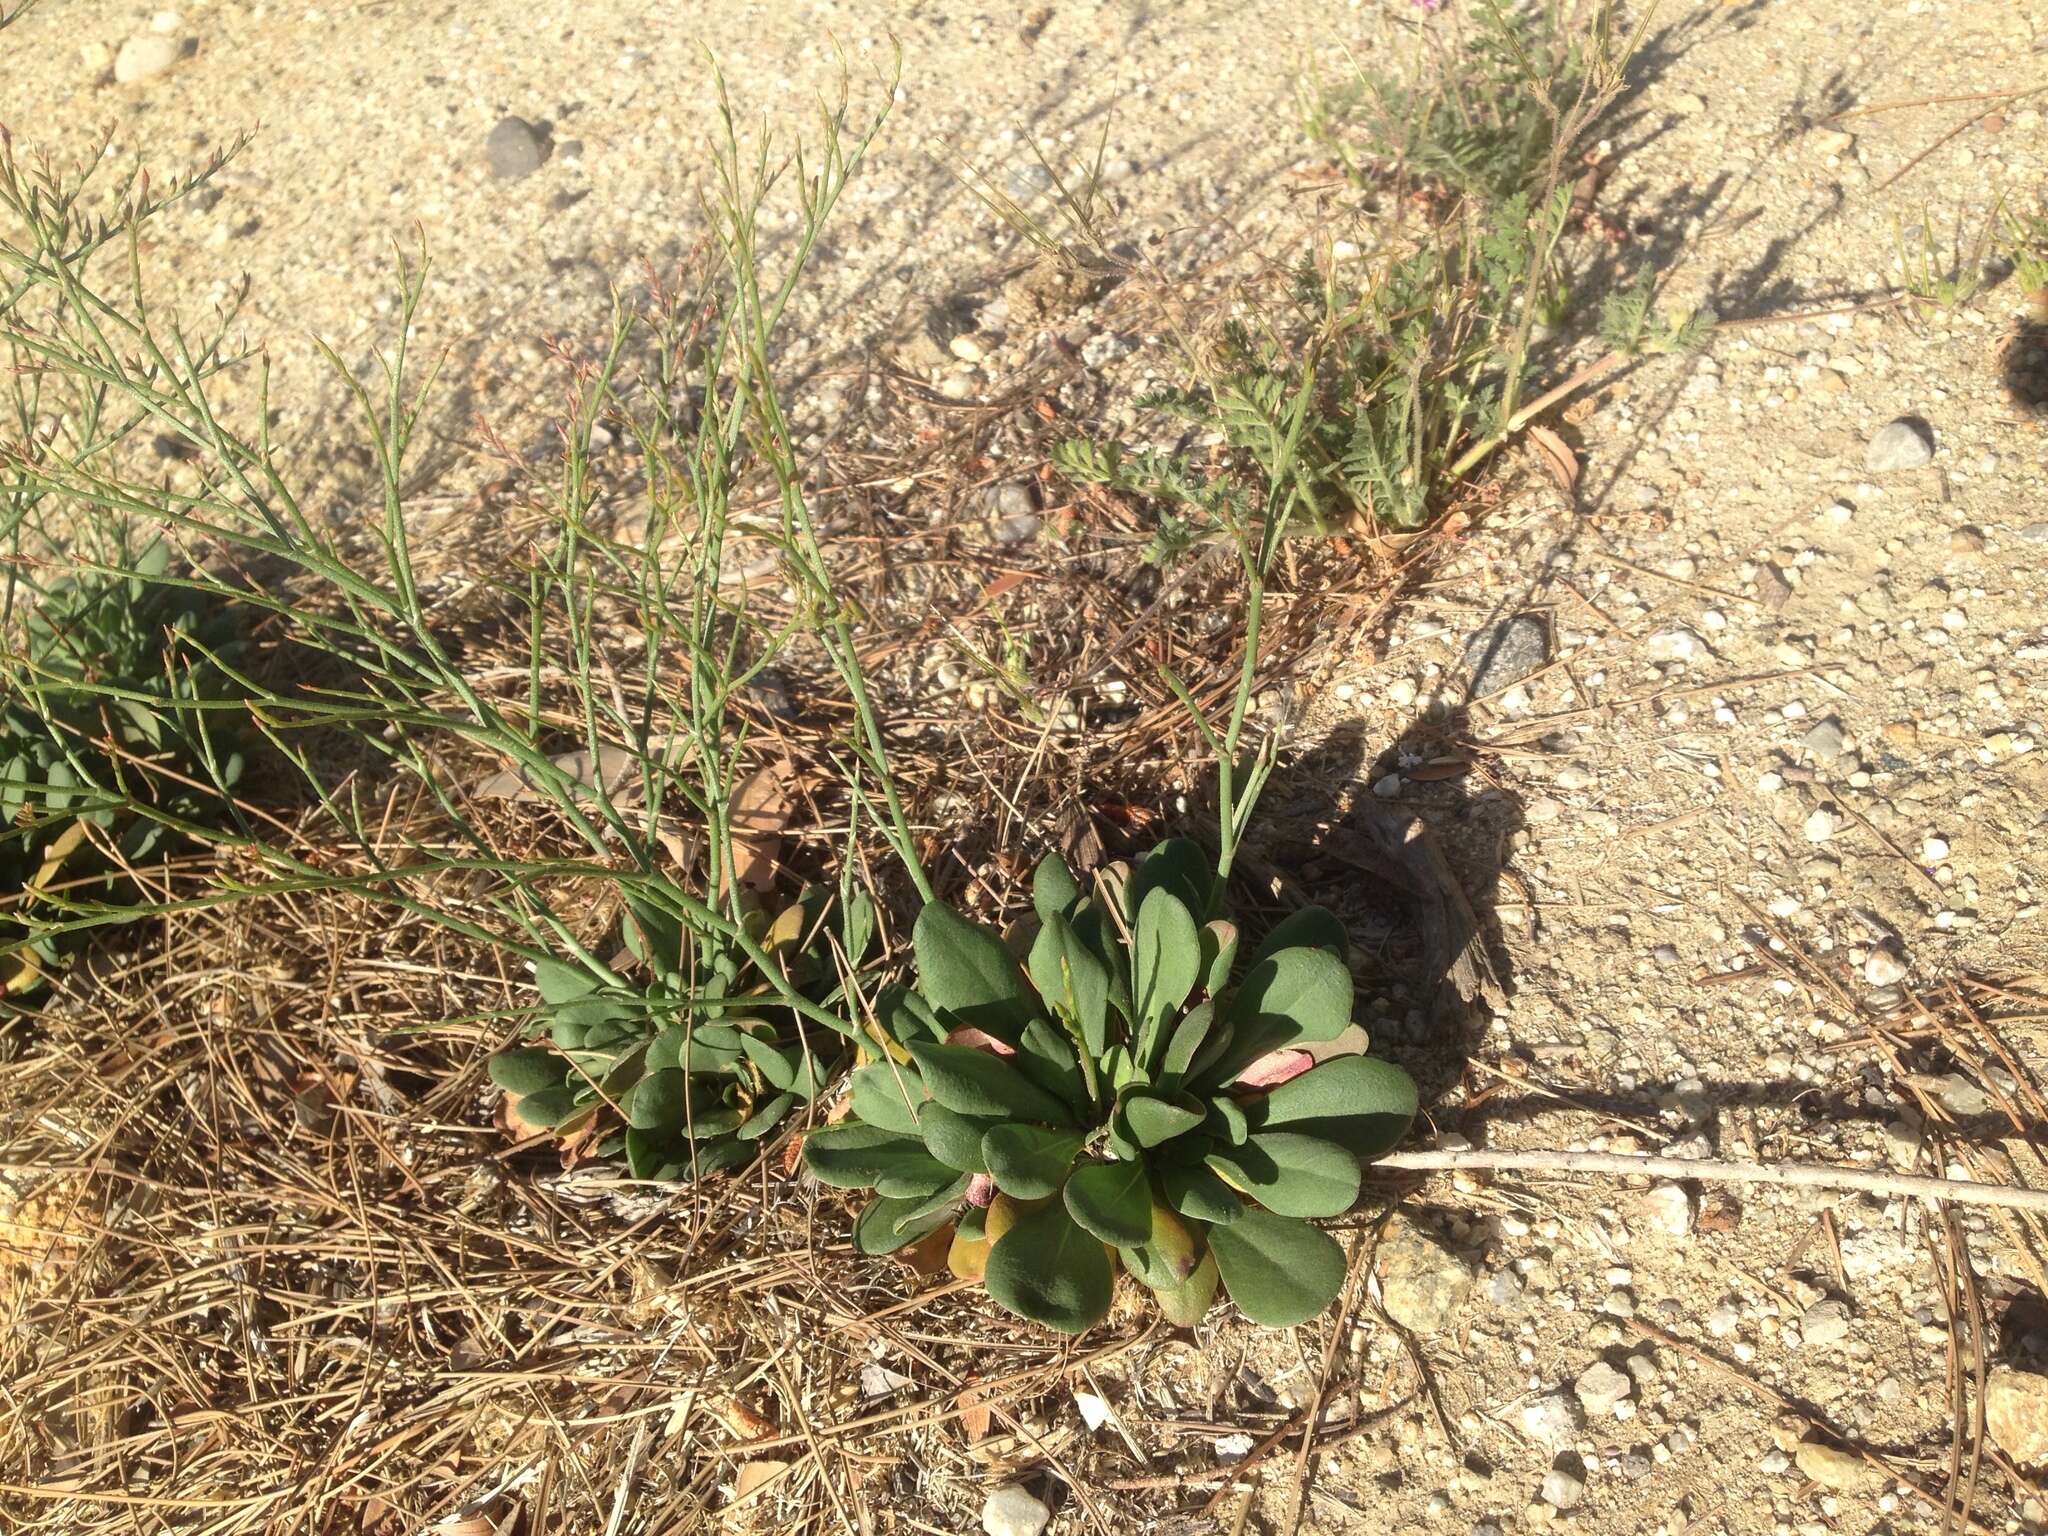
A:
[1231, 706, 1520, 1118]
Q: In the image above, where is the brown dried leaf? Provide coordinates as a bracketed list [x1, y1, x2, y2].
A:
[711, 1395, 778, 1443]
[473, 741, 655, 804]
[899, 1222, 955, 1277]
[1697, 1192, 1743, 1233]
[958, 1377, 995, 1444]
[1526, 425, 1580, 496]
[734, 1460, 789, 1502]
[728, 765, 791, 893]
[1407, 758, 1472, 782]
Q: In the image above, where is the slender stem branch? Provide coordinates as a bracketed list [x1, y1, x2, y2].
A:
[1376, 1147, 2048, 1215]
[1443, 349, 1626, 484]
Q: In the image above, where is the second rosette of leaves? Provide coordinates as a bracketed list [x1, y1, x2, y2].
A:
[805, 839, 1418, 1332]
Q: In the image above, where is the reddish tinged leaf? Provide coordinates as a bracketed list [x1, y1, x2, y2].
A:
[943, 1027, 1018, 1057]
[1233, 1049, 1316, 1089]
[965, 1173, 996, 1207]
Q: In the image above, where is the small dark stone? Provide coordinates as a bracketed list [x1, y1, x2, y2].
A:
[1463, 613, 1551, 697]
[486, 116, 548, 178]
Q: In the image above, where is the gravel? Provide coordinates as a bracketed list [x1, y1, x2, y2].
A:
[1986, 1368, 2048, 1467]
[1540, 1463, 1587, 1510]
[983, 479, 1042, 544]
[114, 33, 182, 82]
[1375, 1216, 1475, 1337]
[1644, 1182, 1694, 1236]
[1574, 1360, 1632, 1419]
[1463, 613, 1551, 697]
[1794, 1440, 1877, 1491]
[1801, 718, 1847, 758]
[1521, 1392, 1582, 1451]
[1799, 1298, 1852, 1346]
[981, 1483, 1051, 1536]
[1864, 416, 1935, 472]
[485, 115, 547, 178]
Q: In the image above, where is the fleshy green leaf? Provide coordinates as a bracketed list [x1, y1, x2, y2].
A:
[1121, 1092, 1206, 1148]
[1028, 911, 1110, 1059]
[510, 1084, 580, 1129]
[1158, 1160, 1243, 1225]
[908, 1042, 1074, 1125]
[1070, 899, 1133, 1021]
[1250, 905, 1348, 966]
[1205, 1131, 1361, 1218]
[622, 896, 683, 973]
[556, 996, 636, 1035]
[671, 1136, 756, 1180]
[1198, 920, 1238, 998]
[1032, 850, 1082, 922]
[488, 1047, 567, 1096]
[984, 1200, 1114, 1333]
[850, 1062, 928, 1134]
[1151, 1250, 1221, 1326]
[1133, 887, 1201, 1063]
[873, 984, 946, 1050]
[536, 958, 602, 1005]
[740, 1034, 799, 1091]
[1214, 946, 1353, 1080]
[1245, 1055, 1417, 1159]
[647, 1025, 744, 1073]
[1127, 837, 1216, 924]
[1207, 1204, 1347, 1327]
[913, 902, 1038, 1041]
[804, 1123, 934, 1188]
[874, 1152, 963, 1199]
[738, 1034, 826, 1099]
[843, 888, 876, 963]
[1063, 1158, 1153, 1246]
[1203, 1095, 1249, 1145]
[736, 1091, 795, 1140]
[917, 1103, 1004, 1173]
[1016, 1017, 1088, 1114]
[982, 1124, 1084, 1200]
[627, 1067, 691, 1131]
[625, 1126, 676, 1178]
[1161, 1003, 1224, 1087]
[854, 1194, 956, 1255]
[1117, 1198, 1202, 1289]
[891, 1174, 970, 1232]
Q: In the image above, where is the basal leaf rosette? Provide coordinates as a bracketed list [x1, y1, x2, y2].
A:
[805, 840, 1417, 1332]
[490, 885, 872, 1179]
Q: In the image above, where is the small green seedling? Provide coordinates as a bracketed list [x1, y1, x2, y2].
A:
[1894, 205, 1997, 318]
[1998, 200, 2048, 303]
[490, 885, 872, 1180]
[805, 840, 1417, 1332]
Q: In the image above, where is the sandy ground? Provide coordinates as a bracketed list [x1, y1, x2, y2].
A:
[6, 0, 2048, 1533]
